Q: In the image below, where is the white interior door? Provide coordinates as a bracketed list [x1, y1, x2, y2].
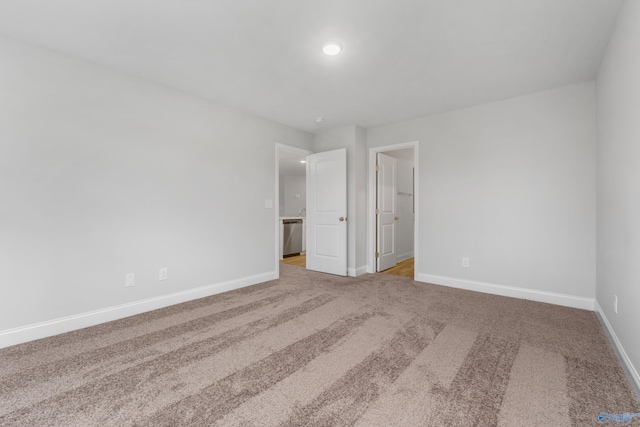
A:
[377, 153, 398, 272]
[306, 149, 347, 276]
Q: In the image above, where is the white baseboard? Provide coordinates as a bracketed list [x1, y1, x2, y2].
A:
[348, 265, 369, 277]
[0, 271, 276, 349]
[396, 251, 414, 263]
[594, 300, 640, 392]
[416, 273, 595, 311]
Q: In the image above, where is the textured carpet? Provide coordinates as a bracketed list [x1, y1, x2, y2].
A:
[1, 264, 638, 426]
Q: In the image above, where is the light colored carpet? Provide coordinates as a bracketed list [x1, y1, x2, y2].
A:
[1, 264, 638, 426]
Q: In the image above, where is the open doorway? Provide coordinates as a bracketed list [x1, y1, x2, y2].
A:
[367, 141, 419, 279]
[275, 144, 312, 278]
[276, 145, 349, 278]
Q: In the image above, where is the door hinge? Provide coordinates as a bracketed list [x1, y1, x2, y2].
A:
[375, 164, 380, 172]
[375, 208, 380, 215]
[375, 252, 380, 258]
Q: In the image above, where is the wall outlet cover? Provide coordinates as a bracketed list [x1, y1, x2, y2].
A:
[125, 273, 135, 287]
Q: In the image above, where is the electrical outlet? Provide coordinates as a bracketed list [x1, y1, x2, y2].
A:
[462, 257, 469, 268]
[614, 294, 618, 314]
[125, 273, 135, 287]
[159, 268, 168, 281]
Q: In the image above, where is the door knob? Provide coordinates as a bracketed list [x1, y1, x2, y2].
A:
[339, 217, 346, 221]
[394, 216, 399, 221]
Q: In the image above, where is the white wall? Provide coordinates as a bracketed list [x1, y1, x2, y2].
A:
[282, 175, 306, 217]
[314, 125, 368, 276]
[0, 35, 313, 345]
[596, 0, 640, 388]
[395, 158, 415, 261]
[367, 82, 597, 307]
[279, 178, 285, 216]
[354, 126, 368, 273]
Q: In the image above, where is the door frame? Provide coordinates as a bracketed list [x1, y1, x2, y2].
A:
[367, 141, 419, 278]
[275, 143, 313, 279]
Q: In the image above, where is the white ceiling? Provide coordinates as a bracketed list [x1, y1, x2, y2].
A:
[0, 0, 623, 134]
[279, 150, 307, 177]
[386, 148, 415, 162]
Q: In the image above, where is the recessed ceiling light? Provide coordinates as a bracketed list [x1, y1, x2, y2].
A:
[314, 116, 324, 124]
[300, 160, 306, 164]
[322, 42, 342, 56]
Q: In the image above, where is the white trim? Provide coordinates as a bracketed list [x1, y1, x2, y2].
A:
[396, 251, 414, 263]
[348, 265, 369, 277]
[0, 271, 276, 349]
[367, 141, 419, 278]
[416, 273, 595, 311]
[275, 143, 313, 279]
[594, 300, 640, 391]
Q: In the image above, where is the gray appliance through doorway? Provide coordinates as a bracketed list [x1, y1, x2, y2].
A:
[283, 219, 303, 257]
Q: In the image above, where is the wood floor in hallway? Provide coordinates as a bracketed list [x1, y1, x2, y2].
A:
[379, 258, 414, 278]
[280, 254, 306, 268]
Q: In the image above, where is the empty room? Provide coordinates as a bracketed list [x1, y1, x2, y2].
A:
[1, 1, 639, 426]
